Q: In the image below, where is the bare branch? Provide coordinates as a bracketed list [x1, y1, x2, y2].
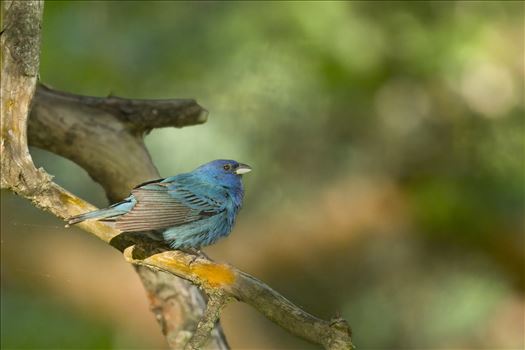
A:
[29, 84, 208, 202]
[125, 246, 355, 350]
[1, 0, 44, 191]
[185, 293, 231, 350]
[35, 84, 209, 134]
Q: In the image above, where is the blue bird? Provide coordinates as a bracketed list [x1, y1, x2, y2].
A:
[67, 159, 252, 249]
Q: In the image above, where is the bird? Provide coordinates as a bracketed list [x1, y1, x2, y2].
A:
[67, 159, 252, 249]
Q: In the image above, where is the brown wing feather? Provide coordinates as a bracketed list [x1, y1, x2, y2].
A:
[115, 188, 198, 232]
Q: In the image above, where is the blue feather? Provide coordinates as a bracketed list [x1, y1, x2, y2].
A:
[67, 198, 135, 225]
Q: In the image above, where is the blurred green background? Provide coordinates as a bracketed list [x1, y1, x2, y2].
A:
[1, 1, 524, 349]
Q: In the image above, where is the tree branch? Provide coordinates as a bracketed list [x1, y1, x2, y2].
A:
[29, 83, 208, 202]
[124, 245, 354, 350]
[1, 1, 355, 349]
[185, 292, 231, 350]
[35, 83, 209, 134]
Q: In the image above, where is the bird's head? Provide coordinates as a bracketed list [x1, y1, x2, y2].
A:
[194, 159, 252, 187]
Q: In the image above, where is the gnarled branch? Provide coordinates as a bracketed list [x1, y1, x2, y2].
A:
[29, 83, 208, 202]
[1, 1, 355, 349]
[124, 245, 354, 350]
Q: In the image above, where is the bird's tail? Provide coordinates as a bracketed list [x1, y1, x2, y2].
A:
[66, 199, 134, 226]
[66, 208, 120, 226]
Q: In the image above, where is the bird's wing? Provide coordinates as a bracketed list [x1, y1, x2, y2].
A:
[115, 180, 224, 232]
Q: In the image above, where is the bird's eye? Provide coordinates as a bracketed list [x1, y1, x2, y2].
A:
[223, 164, 231, 171]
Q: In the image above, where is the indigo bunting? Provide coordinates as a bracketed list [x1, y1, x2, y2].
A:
[67, 159, 252, 249]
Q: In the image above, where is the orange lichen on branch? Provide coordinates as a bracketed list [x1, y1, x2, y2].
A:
[56, 191, 118, 242]
[5, 98, 15, 111]
[192, 262, 236, 288]
[146, 251, 236, 289]
[59, 191, 94, 212]
[123, 247, 238, 289]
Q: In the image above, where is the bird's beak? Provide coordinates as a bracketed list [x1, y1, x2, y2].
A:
[235, 163, 252, 175]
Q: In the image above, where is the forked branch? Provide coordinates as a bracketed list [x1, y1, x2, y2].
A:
[1, 1, 354, 349]
[124, 245, 354, 350]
